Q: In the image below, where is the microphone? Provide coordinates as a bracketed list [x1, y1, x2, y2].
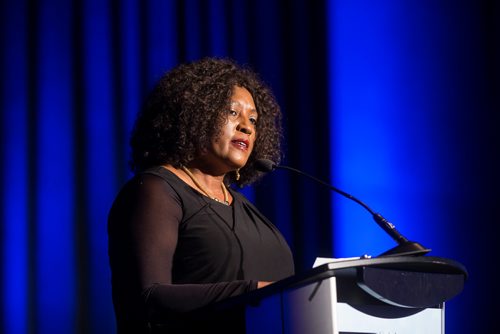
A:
[254, 158, 431, 257]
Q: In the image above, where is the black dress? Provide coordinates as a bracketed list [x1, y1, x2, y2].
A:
[108, 166, 294, 333]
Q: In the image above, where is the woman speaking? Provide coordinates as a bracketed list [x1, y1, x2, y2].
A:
[108, 58, 294, 333]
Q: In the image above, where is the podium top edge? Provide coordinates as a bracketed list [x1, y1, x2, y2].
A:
[322, 256, 468, 277]
[205, 256, 467, 312]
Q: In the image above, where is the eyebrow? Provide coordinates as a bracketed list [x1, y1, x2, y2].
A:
[230, 101, 258, 114]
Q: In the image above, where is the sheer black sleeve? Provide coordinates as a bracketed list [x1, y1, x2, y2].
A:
[108, 174, 257, 327]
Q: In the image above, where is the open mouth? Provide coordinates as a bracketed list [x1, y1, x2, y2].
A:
[231, 139, 249, 150]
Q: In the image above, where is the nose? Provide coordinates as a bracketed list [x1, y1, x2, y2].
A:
[236, 117, 253, 135]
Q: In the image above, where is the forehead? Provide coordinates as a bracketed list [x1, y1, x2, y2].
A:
[230, 86, 256, 110]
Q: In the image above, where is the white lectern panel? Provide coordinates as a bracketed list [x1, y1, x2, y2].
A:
[281, 277, 444, 334]
[336, 302, 443, 334]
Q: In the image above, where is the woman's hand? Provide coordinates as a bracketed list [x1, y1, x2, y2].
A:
[257, 281, 273, 289]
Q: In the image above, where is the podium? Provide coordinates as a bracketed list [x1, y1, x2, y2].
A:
[209, 256, 467, 334]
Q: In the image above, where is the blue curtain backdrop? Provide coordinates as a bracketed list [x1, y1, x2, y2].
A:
[0, 0, 498, 333]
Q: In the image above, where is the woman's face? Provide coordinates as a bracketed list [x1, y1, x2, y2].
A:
[204, 86, 258, 172]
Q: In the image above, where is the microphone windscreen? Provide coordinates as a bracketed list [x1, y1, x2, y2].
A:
[254, 159, 276, 172]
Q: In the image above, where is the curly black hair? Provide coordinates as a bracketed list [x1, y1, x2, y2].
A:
[130, 57, 283, 187]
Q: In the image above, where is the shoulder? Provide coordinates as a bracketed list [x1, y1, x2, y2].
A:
[230, 189, 260, 213]
[230, 188, 276, 227]
[113, 167, 185, 207]
[138, 166, 190, 192]
[108, 167, 186, 223]
[230, 188, 250, 204]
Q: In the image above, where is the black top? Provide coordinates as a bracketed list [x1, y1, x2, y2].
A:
[108, 166, 294, 333]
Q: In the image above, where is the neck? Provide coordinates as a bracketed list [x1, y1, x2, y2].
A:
[181, 165, 230, 205]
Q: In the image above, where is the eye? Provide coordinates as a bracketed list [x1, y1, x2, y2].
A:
[228, 109, 238, 117]
[249, 117, 258, 125]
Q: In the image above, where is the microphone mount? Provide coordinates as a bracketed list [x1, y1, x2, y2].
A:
[255, 159, 431, 257]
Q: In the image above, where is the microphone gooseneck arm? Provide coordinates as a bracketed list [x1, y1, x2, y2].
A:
[255, 159, 430, 257]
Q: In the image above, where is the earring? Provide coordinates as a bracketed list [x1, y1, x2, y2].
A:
[235, 169, 240, 181]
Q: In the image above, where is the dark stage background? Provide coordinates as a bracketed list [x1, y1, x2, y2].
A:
[1, 0, 498, 333]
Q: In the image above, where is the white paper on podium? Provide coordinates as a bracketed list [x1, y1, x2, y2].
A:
[312, 256, 364, 268]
